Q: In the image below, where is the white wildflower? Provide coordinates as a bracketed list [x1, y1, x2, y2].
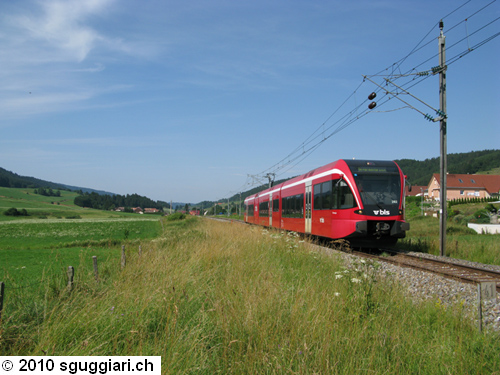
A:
[351, 278, 361, 283]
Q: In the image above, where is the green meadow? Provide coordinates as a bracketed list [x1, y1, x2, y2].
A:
[0, 187, 162, 288]
[0, 187, 499, 373]
[1, 218, 498, 374]
[0, 186, 138, 221]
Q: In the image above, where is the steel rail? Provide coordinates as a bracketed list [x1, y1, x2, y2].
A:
[352, 249, 500, 293]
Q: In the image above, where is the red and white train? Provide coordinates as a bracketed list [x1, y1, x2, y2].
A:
[244, 159, 410, 247]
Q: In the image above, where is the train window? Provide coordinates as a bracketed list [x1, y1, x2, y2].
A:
[338, 180, 355, 209]
[314, 183, 322, 209]
[314, 181, 332, 210]
[247, 204, 254, 217]
[282, 194, 304, 218]
[354, 173, 400, 209]
[259, 201, 269, 217]
[323, 182, 332, 209]
[273, 198, 279, 212]
[314, 180, 355, 210]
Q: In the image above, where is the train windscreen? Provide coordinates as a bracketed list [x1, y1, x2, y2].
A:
[348, 162, 401, 215]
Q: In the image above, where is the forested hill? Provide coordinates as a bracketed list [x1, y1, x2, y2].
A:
[395, 149, 500, 186]
[0, 166, 169, 210]
[226, 149, 500, 203]
[0, 166, 112, 195]
[0, 167, 67, 190]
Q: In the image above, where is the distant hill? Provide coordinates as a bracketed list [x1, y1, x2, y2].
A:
[0, 166, 169, 210]
[0, 167, 114, 195]
[219, 149, 500, 205]
[395, 149, 500, 186]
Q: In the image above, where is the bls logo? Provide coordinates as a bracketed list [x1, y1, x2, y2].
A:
[373, 209, 390, 216]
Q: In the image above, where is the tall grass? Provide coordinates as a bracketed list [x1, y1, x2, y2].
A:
[398, 215, 500, 265]
[1, 218, 498, 373]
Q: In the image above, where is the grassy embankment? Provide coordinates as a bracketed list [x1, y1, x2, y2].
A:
[1, 215, 499, 373]
[398, 198, 500, 265]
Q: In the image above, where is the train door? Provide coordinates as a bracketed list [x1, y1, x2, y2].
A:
[269, 193, 273, 227]
[305, 182, 312, 233]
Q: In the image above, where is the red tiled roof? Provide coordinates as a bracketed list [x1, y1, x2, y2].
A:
[431, 173, 500, 194]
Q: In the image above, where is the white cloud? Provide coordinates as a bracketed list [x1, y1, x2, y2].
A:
[15, 0, 116, 62]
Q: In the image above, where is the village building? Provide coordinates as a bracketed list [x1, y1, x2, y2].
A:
[427, 173, 500, 201]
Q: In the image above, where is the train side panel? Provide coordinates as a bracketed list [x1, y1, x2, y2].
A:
[280, 183, 306, 233]
[245, 159, 409, 245]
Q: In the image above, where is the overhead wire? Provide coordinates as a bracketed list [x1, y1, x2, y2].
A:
[221, 0, 499, 200]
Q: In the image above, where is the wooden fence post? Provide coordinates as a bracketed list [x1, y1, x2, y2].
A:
[67, 266, 74, 291]
[121, 245, 126, 269]
[139, 245, 142, 257]
[0, 281, 5, 321]
[93, 256, 99, 282]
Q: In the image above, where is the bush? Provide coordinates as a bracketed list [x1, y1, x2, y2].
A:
[166, 212, 186, 221]
[485, 203, 498, 214]
[472, 209, 490, 224]
[452, 214, 466, 225]
[406, 196, 421, 205]
[4, 208, 29, 216]
[467, 211, 490, 224]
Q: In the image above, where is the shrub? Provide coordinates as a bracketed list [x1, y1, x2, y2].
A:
[166, 212, 186, 221]
[485, 203, 498, 214]
[3, 208, 29, 216]
[64, 215, 82, 219]
[452, 214, 466, 225]
[471, 209, 491, 224]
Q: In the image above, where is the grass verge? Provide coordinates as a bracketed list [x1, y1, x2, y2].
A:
[1, 218, 498, 374]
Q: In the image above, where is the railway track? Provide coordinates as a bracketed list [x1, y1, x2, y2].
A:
[352, 249, 500, 293]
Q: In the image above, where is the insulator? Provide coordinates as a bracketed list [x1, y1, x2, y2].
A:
[368, 102, 377, 110]
[368, 92, 377, 100]
[431, 66, 442, 74]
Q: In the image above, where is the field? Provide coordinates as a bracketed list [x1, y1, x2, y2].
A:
[1, 187, 499, 373]
[0, 186, 140, 221]
[399, 199, 500, 265]
[0, 187, 162, 297]
[1, 217, 499, 373]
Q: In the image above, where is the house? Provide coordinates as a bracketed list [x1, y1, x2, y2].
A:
[115, 207, 125, 212]
[132, 207, 143, 214]
[427, 173, 500, 201]
[144, 208, 160, 214]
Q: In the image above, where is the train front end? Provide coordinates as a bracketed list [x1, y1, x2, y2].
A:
[344, 159, 409, 246]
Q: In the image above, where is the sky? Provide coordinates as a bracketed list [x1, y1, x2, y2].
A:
[1, 0, 499, 203]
